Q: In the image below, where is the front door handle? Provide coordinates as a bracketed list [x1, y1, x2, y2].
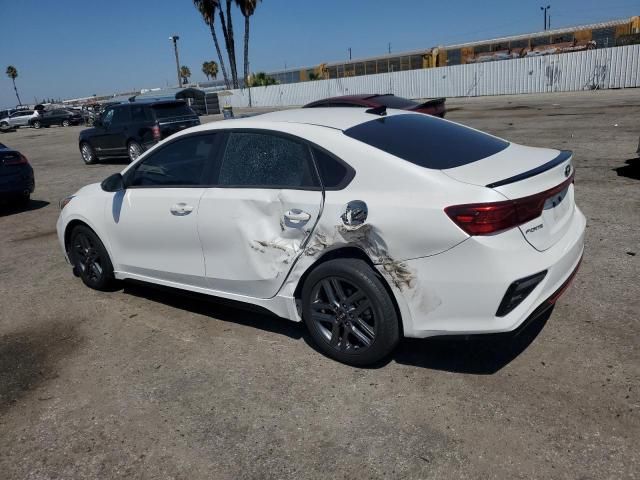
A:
[284, 210, 311, 223]
[170, 202, 194, 216]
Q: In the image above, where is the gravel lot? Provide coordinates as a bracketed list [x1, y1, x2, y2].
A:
[1, 89, 638, 479]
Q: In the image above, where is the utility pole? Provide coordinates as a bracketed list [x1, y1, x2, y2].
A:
[348, 47, 352, 60]
[540, 5, 551, 30]
[247, 61, 252, 108]
[169, 35, 181, 87]
[388, 42, 391, 54]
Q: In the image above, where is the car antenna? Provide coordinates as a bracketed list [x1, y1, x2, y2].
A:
[365, 105, 387, 116]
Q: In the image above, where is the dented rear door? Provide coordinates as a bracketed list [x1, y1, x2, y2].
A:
[198, 130, 323, 299]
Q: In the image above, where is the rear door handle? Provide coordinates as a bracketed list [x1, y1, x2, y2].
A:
[170, 202, 194, 216]
[284, 210, 311, 223]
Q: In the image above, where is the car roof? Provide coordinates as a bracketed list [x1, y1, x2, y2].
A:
[221, 107, 408, 131]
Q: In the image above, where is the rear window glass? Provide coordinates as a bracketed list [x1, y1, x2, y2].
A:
[372, 95, 418, 109]
[151, 103, 195, 119]
[344, 114, 509, 169]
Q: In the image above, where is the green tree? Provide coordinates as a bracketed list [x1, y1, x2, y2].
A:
[249, 71, 276, 87]
[219, 0, 239, 88]
[6, 65, 22, 105]
[193, 0, 231, 89]
[202, 61, 219, 81]
[180, 65, 192, 85]
[235, 0, 261, 88]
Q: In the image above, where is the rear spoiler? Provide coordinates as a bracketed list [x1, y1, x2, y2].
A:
[416, 97, 446, 108]
[486, 150, 573, 188]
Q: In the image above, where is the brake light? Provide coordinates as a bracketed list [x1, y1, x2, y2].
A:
[445, 173, 574, 236]
[152, 124, 161, 140]
[3, 153, 29, 166]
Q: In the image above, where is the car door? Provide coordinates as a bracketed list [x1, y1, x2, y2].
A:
[104, 132, 220, 286]
[101, 106, 130, 155]
[198, 130, 324, 299]
[10, 111, 33, 127]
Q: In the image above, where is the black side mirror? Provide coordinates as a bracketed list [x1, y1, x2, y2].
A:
[101, 173, 125, 192]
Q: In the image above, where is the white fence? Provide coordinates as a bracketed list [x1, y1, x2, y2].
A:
[225, 44, 640, 108]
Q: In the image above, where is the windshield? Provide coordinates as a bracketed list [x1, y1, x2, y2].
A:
[151, 103, 195, 120]
[344, 113, 509, 169]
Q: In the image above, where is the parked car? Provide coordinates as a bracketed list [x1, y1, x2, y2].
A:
[0, 142, 35, 204]
[0, 109, 35, 129]
[304, 94, 447, 117]
[29, 109, 83, 129]
[57, 107, 585, 366]
[78, 100, 200, 164]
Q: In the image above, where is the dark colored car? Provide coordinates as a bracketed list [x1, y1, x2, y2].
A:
[78, 100, 200, 164]
[303, 94, 447, 118]
[29, 109, 83, 129]
[0, 143, 35, 205]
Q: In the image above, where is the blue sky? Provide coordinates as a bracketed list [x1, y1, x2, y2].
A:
[1, 0, 638, 107]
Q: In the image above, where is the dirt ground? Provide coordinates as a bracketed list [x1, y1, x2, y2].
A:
[0, 89, 638, 479]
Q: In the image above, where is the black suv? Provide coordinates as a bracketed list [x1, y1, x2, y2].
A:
[78, 100, 200, 164]
[29, 109, 83, 129]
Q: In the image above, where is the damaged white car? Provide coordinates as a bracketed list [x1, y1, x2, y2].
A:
[57, 107, 585, 366]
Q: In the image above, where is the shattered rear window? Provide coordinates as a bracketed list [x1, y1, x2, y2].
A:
[344, 113, 509, 169]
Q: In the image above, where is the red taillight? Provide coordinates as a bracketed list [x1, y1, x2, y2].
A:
[152, 124, 161, 140]
[3, 153, 29, 166]
[445, 173, 574, 236]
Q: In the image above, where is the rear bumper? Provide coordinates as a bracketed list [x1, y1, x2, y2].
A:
[397, 206, 586, 338]
[0, 166, 35, 195]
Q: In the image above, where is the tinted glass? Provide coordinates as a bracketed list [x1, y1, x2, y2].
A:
[101, 109, 114, 125]
[151, 103, 194, 119]
[344, 114, 509, 169]
[218, 132, 318, 188]
[372, 95, 418, 109]
[130, 134, 216, 187]
[131, 105, 150, 122]
[111, 107, 130, 125]
[312, 148, 349, 188]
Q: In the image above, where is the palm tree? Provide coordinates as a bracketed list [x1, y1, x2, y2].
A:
[202, 61, 219, 81]
[180, 65, 192, 85]
[235, 0, 260, 88]
[218, 0, 239, 88]
[193, 0, 231, 89]
[6, 65, 22, 105]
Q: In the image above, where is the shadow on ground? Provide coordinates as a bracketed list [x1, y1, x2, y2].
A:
[121, 281, 548, 374]
[0, 199, 49, 217]
[0, 321, 82, 411]
[614, 157, 640, 180]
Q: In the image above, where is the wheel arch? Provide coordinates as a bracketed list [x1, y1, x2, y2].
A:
[63, 219, 114, 266]
[292, 246, 404, 336]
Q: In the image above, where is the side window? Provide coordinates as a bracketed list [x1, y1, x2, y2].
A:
[311, 147, 350, 188]
[129, 134, 217, 187]
[102, 108, 114, 126]
[111, 107, 130, 126]
[218, 132, 319, 188]
[131, 105, 150, 122]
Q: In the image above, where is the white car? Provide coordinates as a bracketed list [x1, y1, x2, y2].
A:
[57, 108, 585, 365]
[0, 109, 35, 129]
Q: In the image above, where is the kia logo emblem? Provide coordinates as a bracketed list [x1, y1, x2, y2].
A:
[564, 164, 571, 177]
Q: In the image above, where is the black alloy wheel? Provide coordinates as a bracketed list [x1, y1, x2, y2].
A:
[302, 258, 400, 366]
[69, 226, 114, 290]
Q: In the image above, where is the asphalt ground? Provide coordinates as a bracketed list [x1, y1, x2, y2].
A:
[0, 88, 638, 479]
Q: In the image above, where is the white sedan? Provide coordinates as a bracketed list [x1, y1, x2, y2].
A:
[57, 107, 585, 365]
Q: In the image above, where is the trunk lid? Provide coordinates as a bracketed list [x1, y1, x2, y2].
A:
[444, 143, 575, 251]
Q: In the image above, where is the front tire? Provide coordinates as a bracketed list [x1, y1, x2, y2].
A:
[62, 119, 70, 127]
[301, 258, 400, 366]
[32, 120, 41, 129]
[69, 225, 114, 291]
[80, 142, 97, 165]
[127, 141, 143, 162]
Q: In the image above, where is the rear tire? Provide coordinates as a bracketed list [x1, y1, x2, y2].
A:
[69, 225, 114, 291]
[127, 140, 143, 163]
[62, 119, 70, 127]
[80, 142, 97, 165]
[301, 258, 400, 366]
